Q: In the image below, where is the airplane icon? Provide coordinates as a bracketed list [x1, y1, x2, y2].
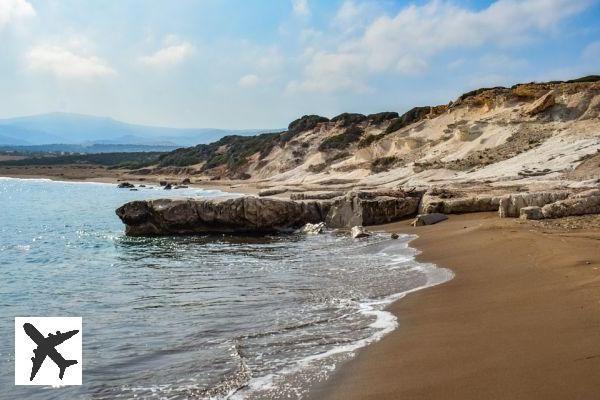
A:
[23, 322, 79, 381]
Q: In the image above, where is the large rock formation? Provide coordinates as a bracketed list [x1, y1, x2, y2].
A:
[325, 190, 420, 228]
[116, 190, 423, 236]
[116, 197, 329, 236]
[498, 191, 570, 218]
[526, 90, 555, 116]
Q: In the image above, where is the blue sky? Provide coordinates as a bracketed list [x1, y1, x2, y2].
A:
[0, 0, 599, 129]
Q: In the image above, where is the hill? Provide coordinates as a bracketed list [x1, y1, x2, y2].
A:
[139, 76, 599, 190]
[0, 112, 277, 147]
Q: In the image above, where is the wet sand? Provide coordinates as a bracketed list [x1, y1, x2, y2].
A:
[310, 212, 600, 400]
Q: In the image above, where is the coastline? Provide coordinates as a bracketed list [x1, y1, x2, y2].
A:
[309, 212, 600, 400]
[5, 173, 600, 398]
[0, 167, 260, 196]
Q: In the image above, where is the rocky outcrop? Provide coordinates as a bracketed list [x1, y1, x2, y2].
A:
[411, 213, 448, 226]
[117, 182, 135, 189]
[325, 191, 420, 228]
[116, 197, 329, 236]
[498, 191, 570, 218]
[116, 189, 424, 236]
[351, 226, 370, 238]
[541, 190, 600, 219]
[299, 222, 325, 234]
[526, 91, 555, 116]
[519, 206, 543, 220]
[419, 190, 502, 214]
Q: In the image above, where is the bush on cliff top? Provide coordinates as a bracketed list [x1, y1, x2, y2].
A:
[287, 114, 329, 135]
[385, 106, 432, 134]
[330, 113, 366, 127]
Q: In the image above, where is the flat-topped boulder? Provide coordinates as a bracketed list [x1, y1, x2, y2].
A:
[116, 197, 329, 236]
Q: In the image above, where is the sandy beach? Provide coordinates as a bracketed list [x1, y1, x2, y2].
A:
[309, 212, 600, 399]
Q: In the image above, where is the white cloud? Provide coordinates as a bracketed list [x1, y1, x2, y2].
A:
[238, 74, 260, 88]
[292, 0, 310, 16]
[25, 44, 116, 79]
[293, 0, 592, 93]
[0, 0, 35, 29]
[140, 41, 194, 68]
[333, 1, 376, 31]
[287, 51, 369, 93]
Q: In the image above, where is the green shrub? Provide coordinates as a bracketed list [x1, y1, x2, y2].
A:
[370, 156, 398, 173]
[318, 126, 364, 151]
[358, 134, 384, 148]
[307, 163, 327, 173]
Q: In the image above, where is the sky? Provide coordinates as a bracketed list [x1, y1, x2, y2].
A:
[0, 0, 599, 129]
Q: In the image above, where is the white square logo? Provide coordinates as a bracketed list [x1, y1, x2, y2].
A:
[15, 317, 82, 386]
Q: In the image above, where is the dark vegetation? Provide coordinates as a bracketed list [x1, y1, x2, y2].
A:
[366, 112, 399, 124]
[0, 152, 164, 169]
[330, 113, 367, 127]
[307, 163, 327, 173]
[358, 133, 385, 148]
[287, 114, 329, 135]
[457, 75, 600, 103]
[318, 126, 364, 151]
[0, 143, 178, 154]
[156, 115, 332, 172]
[457, 87, 506, 101]
[385, 106, 433, 134]
[370, 156, 399, 173]
[157, 132, 283, 170]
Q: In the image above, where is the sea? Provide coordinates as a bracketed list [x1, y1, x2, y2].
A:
[0, 177, 452, 399]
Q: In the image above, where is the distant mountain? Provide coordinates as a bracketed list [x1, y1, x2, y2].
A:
[0, 113, 279, 147]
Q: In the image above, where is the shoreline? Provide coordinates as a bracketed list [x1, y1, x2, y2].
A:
[5, 174, 600, 398]
[0, 170, 259, 196]
[309, 212, 600, 400]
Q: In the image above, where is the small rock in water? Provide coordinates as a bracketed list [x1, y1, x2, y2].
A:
[391, 233, 399, 239]
[138, 184, 146, 187]
[117, 182, 135, 189]
[129, 188, 138, 191]
[163, 183, 172, 190]
[174, 185, 188, 189]
[351, 226, 371, 239]
[300, 222, 325, 234]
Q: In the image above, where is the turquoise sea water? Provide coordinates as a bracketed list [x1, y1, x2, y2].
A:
[0, 178, 451, 399]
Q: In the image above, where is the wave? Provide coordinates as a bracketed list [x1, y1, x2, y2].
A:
[226, 235, 454, 399]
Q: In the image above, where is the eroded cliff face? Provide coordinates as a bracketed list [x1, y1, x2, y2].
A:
[145, 77, 600, 190]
